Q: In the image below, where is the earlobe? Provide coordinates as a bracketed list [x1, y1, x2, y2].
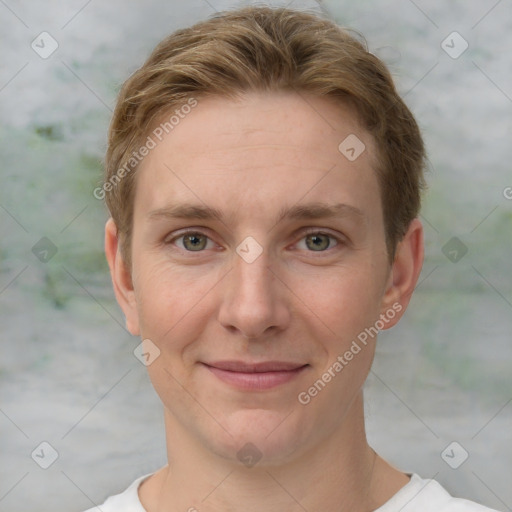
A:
[104, 218, 140, 336]
[380, 218, 424, 329]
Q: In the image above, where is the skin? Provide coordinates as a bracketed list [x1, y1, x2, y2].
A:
[105, 90, 424, 512]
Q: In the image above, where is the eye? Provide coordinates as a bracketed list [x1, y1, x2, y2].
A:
[166, 229, 342, 254]
[296, 231, 340, 252]
[168, 231, 215, 252]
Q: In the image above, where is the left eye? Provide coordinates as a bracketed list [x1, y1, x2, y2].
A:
[297, 232, 339, 252]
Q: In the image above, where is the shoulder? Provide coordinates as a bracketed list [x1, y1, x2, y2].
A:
[377, 473, 502, 512]
[81, 473, 152, 512]
[80, 471, 501, 512]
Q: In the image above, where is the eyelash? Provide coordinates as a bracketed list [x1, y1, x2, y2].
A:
[165, 228, 343, 255]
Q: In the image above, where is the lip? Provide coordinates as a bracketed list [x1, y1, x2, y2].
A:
[206, 360, 306, 372]
[202, 361, 309, 390]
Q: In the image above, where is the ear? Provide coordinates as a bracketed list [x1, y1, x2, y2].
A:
[104, 218, 140, 336]
[379, 218, 424, 329]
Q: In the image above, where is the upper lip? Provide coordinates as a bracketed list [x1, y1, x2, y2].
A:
[204, 361, 308, 372]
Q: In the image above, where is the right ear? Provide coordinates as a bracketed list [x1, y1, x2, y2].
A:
[104, 218, 140, 336]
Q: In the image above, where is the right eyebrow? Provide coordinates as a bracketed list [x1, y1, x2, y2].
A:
[148, 204, 224, 222]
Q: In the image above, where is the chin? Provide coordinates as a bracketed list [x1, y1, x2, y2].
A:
[207, 407, 313, 467]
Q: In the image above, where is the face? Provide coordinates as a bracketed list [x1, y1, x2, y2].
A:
[109, 91, 417, 465]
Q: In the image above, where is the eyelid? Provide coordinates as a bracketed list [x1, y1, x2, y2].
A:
[164, 227, 212, 243]
[300, 227, 342, 239]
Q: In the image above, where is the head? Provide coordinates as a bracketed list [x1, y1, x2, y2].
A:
[104, 7, 425, 466]
[103, 6, 426, 268]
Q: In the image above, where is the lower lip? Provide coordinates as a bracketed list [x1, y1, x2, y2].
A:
[203, 364, 308, 390]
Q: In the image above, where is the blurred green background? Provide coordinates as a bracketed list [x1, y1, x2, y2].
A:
[0, 1, 510, 511]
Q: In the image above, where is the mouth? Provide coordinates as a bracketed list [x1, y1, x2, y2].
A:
[201, 360, 309, 390]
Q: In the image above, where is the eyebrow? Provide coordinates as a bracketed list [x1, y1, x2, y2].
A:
[147, 201, 366, 225]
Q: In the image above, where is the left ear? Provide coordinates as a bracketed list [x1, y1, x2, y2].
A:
[379, 218, 424, 329]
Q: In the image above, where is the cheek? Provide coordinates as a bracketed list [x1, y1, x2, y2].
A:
[293, 262, 384, 338]
[132, 261, 217, 399]
[294, 263, 383, 390]
[296, 268, 381, 407]
[132, 256, 220, 346]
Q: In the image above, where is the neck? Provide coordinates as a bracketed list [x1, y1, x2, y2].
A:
[140, 393, 409, 512]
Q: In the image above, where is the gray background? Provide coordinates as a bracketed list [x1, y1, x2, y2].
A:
[0, 0, 511, 511]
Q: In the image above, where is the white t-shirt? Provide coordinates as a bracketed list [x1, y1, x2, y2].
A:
[82, 473, 501, 512]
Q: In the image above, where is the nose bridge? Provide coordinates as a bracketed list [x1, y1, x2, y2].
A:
[218, 237, 287, 339]
[231, 239, 275, 304]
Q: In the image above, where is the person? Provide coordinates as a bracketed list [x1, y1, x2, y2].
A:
[87, 5, 501, 512]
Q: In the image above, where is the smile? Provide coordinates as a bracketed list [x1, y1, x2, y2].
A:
[201, 361, 309, 390]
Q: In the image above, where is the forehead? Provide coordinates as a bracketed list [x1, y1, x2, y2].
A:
[134, 91, 381, 226]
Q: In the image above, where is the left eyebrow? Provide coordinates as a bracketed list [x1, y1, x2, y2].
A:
[277, 202, 366, 224]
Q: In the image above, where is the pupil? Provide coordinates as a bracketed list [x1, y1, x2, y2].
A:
[185, 234, 204, 250]
[308, 234, 329, 251]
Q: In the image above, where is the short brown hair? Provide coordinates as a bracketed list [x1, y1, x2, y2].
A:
[103, 6, 426, 266]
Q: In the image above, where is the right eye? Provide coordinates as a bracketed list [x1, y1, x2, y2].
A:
[166, 230, 216, 252]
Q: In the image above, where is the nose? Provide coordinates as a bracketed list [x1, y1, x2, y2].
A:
[217, 243, 291, 340]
